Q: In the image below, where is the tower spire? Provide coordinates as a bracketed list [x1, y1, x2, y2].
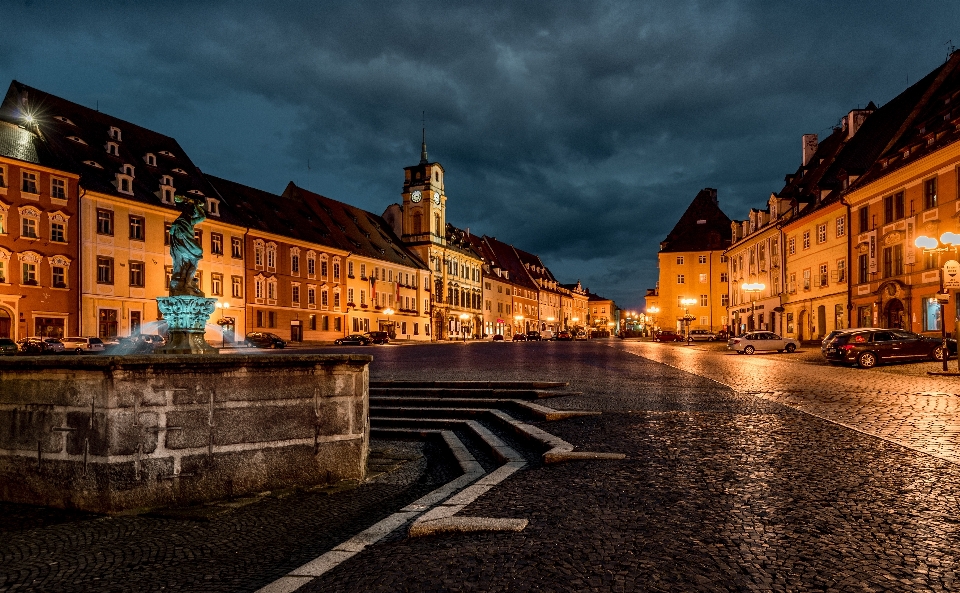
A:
[420, 111, 428, 164]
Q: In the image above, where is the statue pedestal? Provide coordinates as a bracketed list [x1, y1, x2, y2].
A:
[156, 296, 218, 354]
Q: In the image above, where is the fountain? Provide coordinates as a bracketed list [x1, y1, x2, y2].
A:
[156, 194, 218, 354]
[0, 195, 372, 513]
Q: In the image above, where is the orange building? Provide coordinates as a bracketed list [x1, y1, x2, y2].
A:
[0, 118, 80, 339]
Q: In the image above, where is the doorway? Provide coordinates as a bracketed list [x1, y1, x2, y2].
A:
[0, 308, 11, 338]
[817, 305, 826, 340]
[798, 310, 807, 342]
[886, 299, 905, 329]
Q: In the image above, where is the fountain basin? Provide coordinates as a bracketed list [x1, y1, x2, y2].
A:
[0, 353, 371, 513]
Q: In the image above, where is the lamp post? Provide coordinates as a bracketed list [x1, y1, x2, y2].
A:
[215, 302, 230, 348]
[459, 313, 470, 342]
[680, 298, 697, 343]
[915, 233, 960, 372]
[647, 306, 660, 335]
[514, 314, 524, 338]
[383, 307, 395, 338]
[742, 282, 765, 335]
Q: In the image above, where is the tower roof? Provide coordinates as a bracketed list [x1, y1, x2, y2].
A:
[660, 188, 732, 253]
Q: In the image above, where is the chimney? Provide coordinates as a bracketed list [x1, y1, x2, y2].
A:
[802, 134, 818, 166]
[846, 108, 871, 140]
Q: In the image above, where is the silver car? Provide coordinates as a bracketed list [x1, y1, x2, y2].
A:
[61, 336, 106, 354]
[728, 331, 799, 354]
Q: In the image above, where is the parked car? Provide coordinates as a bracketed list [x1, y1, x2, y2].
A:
[512, 333, 527, 341]
[18, 337, 65, 354]
[540, 330, 554, 340]
[115, 335, 157, 354]
[654, 330, 683, 342]
[525, 331, 542, 341]
[717, 329, 730, 341]
[728, 331, 799, 354]
[0, 338, 18, 355]
[556, 330, 574, 341]
[492, 334, 505, 342]
[822, 328, 955, 368]
[364, 331, 391, 345]
[574, 330, 587, 341]
[334, 334, 372, 346]
[689, 329, 719, 342]
[61, 336, 106, 354]
[245, 332, 287, 349]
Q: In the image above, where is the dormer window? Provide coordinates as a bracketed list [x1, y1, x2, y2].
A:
[105, 142, 119, 156]
[115, 172, 133, 195]
[159, 150, 175, 158]
[161, 175, 173, 186]
[83, 160, 103, 169]
[172, 168, 187, 175]
[144, 153, 156, 166]
[205, 198, 220, 217]
[123, 164, 135, 177]
[187, 189, 204, 197]
[160, 187, 174, 205]
[109, 126, 122, 141]
[53, 116, 76, 126]
[67, 136, 87, 145]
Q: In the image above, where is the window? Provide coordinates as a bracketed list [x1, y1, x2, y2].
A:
[128, 215, 144, 241]
[802, 231, 810, 250]
[884, 192, 905, 223]
[836, 216, 845, 238]
[50, 220, 65, 243]
[837, 258, 846, 283]
[52, 265, 65, 288]
[698, 255, 707, 264]
[129, 261, 145, 287]
[231, 276, 243, 298]
[347, 288, 355, 304]
[803, 269, 811, 290]
[292, 284, 301, 305]
[924, 297, 942, 331]
[721, 294, 729, 307]
[267, 278, 277, 301]
[893, 244, 903, 277]
[677, 274, 684, 284]
[858, 254, 868, 284]
[254, 242, 264, 267]
[676, 256, 684, 265]
[21, 212, 38, 238]
[334, 291, 341, 309]
[21, 262, 36, 285]
[720, 272, 728, 282]
[96, 256, 114, 284]
[819, 263, 828, 287]
[321, 289, 329, 309]
[348, 261, 355, 278]
[96, 209, 114, 235]
[231, 237, 243, 259]
[698, 273, 707, 283]
[308, 287, 316, 306]
[51, 178, 66, 199]
[924, 177, 938, 210]
[308, 254, 316, 277]
[291, 253, 300, 274]
[817, 224, 827, 244]
[0, 165, 5, 187]
[266, 244, 276, 270]
[164, 223, 171, 245]
[700, 294, 708, 306]
[360, 263, 366, 278]
[21, 171, 38, 194]
[210, 233, 223, 255]
[787, 312, 794, 334]
[320, 256, 328, 278]
[254, 277, 264, 300]
[788, 237, 796, 255]
[882, 247, 892, 278]
[858, 207, 870, 233]
[333, 259, 340, 280]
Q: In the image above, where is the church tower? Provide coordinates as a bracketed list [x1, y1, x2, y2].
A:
[401, 130, 446, 246]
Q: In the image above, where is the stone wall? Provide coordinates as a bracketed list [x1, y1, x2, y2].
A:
[0, 353, 371, 513]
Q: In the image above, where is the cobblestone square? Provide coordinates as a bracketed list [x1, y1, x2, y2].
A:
[4, 341, 960, 592]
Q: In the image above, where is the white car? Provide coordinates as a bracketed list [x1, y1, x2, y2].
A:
[61, 336, 106, 354]
[727, 331, 799, 354]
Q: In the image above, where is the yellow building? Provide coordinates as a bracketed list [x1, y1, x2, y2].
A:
[726, 198, 786, 334]
[657, 188, 731, 335]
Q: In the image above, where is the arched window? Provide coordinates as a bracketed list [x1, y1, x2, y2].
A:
[320, 254, 329, 279]
[307, 251, 316, 277]
[332, 257, 341, 280]
[253, 240, 265, 268]
[266, 243, 277, 270]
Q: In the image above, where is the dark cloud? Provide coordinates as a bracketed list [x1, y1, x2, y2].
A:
[2, 0, 959, 307]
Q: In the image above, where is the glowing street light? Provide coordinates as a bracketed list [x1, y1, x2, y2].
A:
[459, 313, 470, 342]
[741, 282, 765, 334]
[383, 307, 395, 337]
[215, 302, 230, 347]
[914, 234, 960, 371]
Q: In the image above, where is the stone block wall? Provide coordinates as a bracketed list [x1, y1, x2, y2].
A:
[0, 353, 371, 513]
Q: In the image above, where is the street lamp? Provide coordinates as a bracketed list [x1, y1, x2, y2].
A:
[514, 314, 524, 337]
[741, 282, 765, 335]
[647, 306, 660, 334]
[215, 302, 230, 348]
[383, 307, 395, 338]
[459, 313, 470, 342]
[915, 233, 960, 371]
[680, 298, 697, 342]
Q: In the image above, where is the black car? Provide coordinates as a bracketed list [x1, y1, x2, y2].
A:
[245, 332, 287, 349]
[512, 333, 527, 341]
[525, 331, 542, 341]
[822, 328, 956, 368]
[0, 338, 18, 355]
[335, 334, 372, 346]
[492, 334, 505, 342]
[364, 331, 391, 345]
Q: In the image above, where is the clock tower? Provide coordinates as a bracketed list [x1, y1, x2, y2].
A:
[401, 131, 446, 246]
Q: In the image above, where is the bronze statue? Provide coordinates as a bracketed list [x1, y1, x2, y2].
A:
[168, 194, 205, 296]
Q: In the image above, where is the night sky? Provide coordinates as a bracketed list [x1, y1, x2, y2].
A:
[2, 1, 959, 309]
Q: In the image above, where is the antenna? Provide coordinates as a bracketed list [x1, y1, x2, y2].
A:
[419, 111, 428, 165]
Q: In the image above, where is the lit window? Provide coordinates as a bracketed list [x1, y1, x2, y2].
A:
[210, 233, 223, 255]
[836, 216, 845, 238]
[817, 224, 826, 244]
[211, 273, 223, 296]
[802, 231, 810, 250]
[232, 276, 243, 298]
[231, 237, 243, 259]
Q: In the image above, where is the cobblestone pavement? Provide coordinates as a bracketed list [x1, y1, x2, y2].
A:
[5, 342, 960, 592]
[613, 340, 960, 465]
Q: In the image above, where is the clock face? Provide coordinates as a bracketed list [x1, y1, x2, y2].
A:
[411, 190, 422, 203]
[433, 191, 441, 205]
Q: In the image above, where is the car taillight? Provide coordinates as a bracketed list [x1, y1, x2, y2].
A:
[842, 345, 855, 351]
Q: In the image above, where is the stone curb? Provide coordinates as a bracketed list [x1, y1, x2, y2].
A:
[543, 451, 628, 463]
